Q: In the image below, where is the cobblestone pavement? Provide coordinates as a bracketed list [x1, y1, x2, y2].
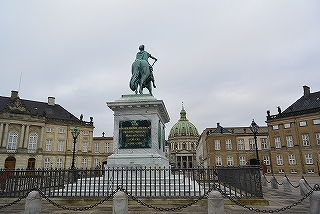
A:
[0, 174, 319, 214]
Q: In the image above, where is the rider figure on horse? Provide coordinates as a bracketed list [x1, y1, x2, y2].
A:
[135, 45, 157, 88]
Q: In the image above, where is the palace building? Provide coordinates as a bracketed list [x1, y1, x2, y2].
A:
[0, 90, 104, 169]
[197, 123, 269, 169]
[266, 86, 320, 175]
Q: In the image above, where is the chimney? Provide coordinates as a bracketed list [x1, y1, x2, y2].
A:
[303, 85, 310, 98]
[11, 90, 18, 99]
[48, 97, 55, 106]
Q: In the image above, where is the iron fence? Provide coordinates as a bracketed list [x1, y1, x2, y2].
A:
[0, 166, 262, 198]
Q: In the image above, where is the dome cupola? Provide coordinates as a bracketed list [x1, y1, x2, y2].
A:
[169, 105, 199, 138]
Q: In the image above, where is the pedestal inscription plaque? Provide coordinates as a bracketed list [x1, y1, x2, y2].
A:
[119, 120, 151, 149]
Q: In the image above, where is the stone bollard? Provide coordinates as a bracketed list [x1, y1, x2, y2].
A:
[299, 178, 311, 196]
[310, 185, 320, 214]
[208, 190, 224, 214]
[270, 176, 278, 189]
[282, 177, 292, 192]
[24, 191, 41, 214]
[113, 191, 128, 214]
[261, 175, 268, 187]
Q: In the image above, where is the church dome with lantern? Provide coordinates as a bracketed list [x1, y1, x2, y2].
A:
[167, 105, 199, 168]
[168, 106, 199, 138]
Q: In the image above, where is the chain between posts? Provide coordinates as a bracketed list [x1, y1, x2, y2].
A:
[0, 195, 27, 209]
[120, 184, 216, 212]
[37, 187, 120, 211]
[218, 184, 319, 213]
[1, 183, 320, 213]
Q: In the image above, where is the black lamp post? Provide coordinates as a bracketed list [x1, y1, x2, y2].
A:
[249, 119, 260, 165]
[71, 127, 80, 169]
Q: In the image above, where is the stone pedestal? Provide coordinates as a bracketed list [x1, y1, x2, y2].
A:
[106, 94, 170, 168]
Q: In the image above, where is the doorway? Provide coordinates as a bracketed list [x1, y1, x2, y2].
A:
[4, 156, 16, 169]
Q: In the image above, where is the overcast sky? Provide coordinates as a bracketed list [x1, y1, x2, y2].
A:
[1, 1, 320, 137]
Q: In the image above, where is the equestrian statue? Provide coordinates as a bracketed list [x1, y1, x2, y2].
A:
[130, 45, 157, 95]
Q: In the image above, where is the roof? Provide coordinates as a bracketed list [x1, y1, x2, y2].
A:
[0, 93, 79, 122]
[267, 86, 320, 121]
[168, 106, 199, 138]
[283, 91, 320, 113]
[200, 124, 268, 137]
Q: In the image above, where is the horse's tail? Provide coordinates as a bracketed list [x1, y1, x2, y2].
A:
[130, 60, 140, 91]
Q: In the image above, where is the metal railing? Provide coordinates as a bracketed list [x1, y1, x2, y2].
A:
[0, 166, 262, 198]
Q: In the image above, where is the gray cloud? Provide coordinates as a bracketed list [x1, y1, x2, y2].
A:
[1, 1, 320, 137]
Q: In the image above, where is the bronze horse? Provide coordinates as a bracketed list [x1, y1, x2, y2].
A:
[130, 59, 154, 95]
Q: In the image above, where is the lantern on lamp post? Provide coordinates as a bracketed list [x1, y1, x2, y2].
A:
[71, 127, 80, 169]
[249, 119, 260, 165]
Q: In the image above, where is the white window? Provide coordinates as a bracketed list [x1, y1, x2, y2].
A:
[58, 128, 65, 134]
[286, 136, 294, 148]
[290, 169, 297, 174]
[82, 142, 88, 152]
[249, 138, 255, 150]
[315, 133, 320, 145]
[299, 121, 307, 127]
[105, 142, 110, 152]
[95, 143, 100, 153]
[278, 169, 284, 173]
[56, 158, 62, 168]
[227, 156, 233, 166]
[44, 158, 50, 169]
[28, 133, 38, 153]
[237, 139, 244, 150]
[214, 140, 220, 150]
[46, 140, 52, 151]
[58, 140, 64, 152]
[7, 131, 18, 152]
[94, 159, 99, 167]
[284, 123, 291, 128]
[83, 130, 89, 136]
[81, 158, 87, 168]
[276, 155, 283, 165]
[225, 139, 232, 150]
[272, 125, 279, 130]
[261, 138, 268, 149]
[302, 134, 310, 146]
[215, 156, 222, 166]
[305, 154, 313, 164]
[239, 156, 246, 166]
[263, 156, 270, 165]
[274, 137, 281, 148]
[46, 127, 53, 133]
[307, 169, 315, 174]
[288, 154, 296, 165]
[313, 119, 320, 125]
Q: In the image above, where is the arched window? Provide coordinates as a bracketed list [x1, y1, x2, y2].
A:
[174, 142, 178, 150]
[7, 132, 18, 152]
[182, 142, 186, 149]
[28, 133, 38, 153]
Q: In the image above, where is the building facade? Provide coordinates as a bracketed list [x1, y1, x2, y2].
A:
[266, 86, 320, 175]
[0, 90, 99, 169]
[197, 123, 269, 170]
[167, 106, 199, 168]
[92, 133, 113, 168]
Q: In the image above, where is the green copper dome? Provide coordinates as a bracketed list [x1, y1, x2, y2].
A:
[169, 106, 199, 138]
